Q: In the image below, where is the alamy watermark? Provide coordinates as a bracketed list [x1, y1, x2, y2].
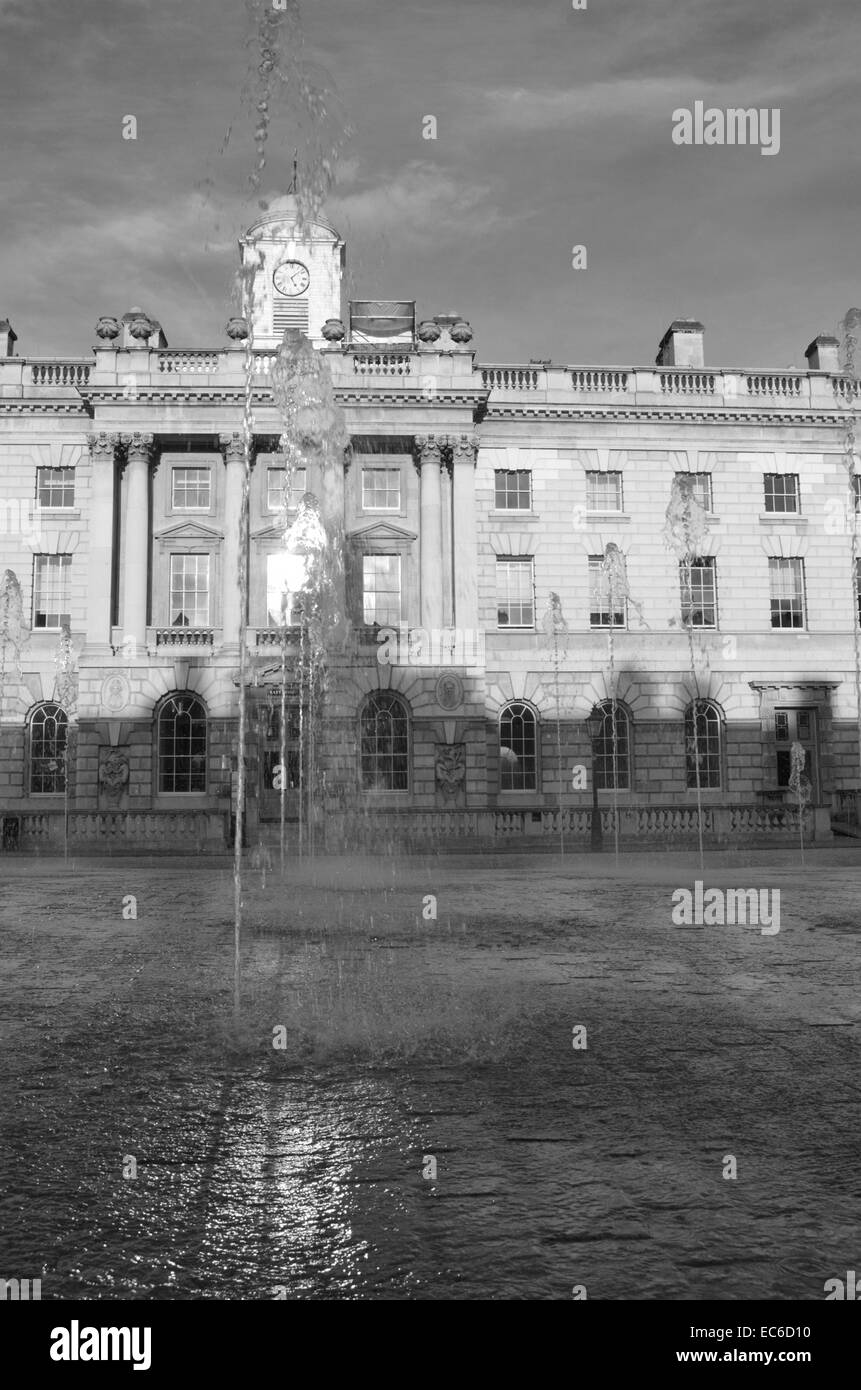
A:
[0, 1276, 41, 1300]
[671, 881, 780, 935]
[0, 498, 46, 549]
[377, 624, 485, 666]
[672, 102, 780, 156]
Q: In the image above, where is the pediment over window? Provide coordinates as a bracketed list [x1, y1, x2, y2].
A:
[252, 522, 288, 542]
[154, 520, 224, 542]
[347, 520, 417, 550]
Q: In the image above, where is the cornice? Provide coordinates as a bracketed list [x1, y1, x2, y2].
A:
[484, 406, 849, 426]
[0, 401, 90, 415]
[78, 387, 488, 409]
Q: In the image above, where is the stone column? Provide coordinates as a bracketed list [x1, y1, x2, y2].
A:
[450, 434, 479, 634]
[119, 432, 153, 650]
[440, 451, 454, 628]
[85, 432, 119, 652]
[416, 434, 443, 631]
[219, 432, 247, 649]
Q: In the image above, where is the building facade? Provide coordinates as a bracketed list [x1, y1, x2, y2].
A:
[0, 197, 858, 853]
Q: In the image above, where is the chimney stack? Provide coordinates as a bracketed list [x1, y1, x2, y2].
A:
[0, 319, 18, 357]
[656, 319, 704, 369]
[804, 334, 840, 372]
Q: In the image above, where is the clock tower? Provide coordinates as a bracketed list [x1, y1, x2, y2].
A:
[240, 194, 345, 349]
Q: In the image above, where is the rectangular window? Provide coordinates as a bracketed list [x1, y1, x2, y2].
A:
[36, 467, 75, 508]
[680, 557, 717, 628]
[265, 554, 305, 626]
[362, 467, 401, 511]
[363, 554, 401, 625]
[675, 471, 712, 512]
[494, 470, 532, 510]
[593, 708, 631, 791]
[586, 471, 623, 512]
[769, 557, 805, 628]
[589, 555, 625, 627]
[169, 554, 210, 627]
[171, 467, 211, 510]
[32, 555, 71, 629]
[497, 557, 534, 628]
[267, 466, 307, 512]
[854, 475, 861, 513]
[763, 473, 799, 513]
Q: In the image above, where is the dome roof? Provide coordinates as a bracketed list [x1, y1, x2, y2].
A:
[244, 194, 340, 240]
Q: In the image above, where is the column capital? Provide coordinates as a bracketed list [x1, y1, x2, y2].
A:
[87, 431, 120, 462]
[448, 433, 479, 465]
[413, 434, 444, 470]
[120, 431, 154, 464]
[219, 431, 252, 466]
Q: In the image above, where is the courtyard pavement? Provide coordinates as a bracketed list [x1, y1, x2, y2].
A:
[0, 846, 858, 1299]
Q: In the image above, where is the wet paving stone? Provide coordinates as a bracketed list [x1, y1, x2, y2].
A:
[0, 849, 858, 1298]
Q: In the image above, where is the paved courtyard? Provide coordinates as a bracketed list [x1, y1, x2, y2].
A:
[0, 846, 858, 1300]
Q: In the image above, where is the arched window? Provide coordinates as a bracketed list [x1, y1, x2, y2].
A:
[360, 692, 409, 791]
[500, 702, 538, 791]
[30, 703, 68, 794]
[685, 700, 723, 789]
[591, 701, 631, 790]
[157, 694, 207, 793]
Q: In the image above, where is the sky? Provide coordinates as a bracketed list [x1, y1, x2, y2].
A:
[0, 0, 859, 367]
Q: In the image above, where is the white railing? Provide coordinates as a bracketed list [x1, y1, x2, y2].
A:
[745, 373, 804, 398]
[30, 361, 91, 386]
[659, 371, 717, 395]
[158, 351, 222, 374]
[833, 377, 861, 402]
[482, 366, 540, 390]
[571, 369, 630, 392]
[155, 628, 214, 647]
[352, 353, 412, 376]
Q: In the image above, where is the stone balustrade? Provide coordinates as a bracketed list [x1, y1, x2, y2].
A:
[30, 361, 91, 387]
[12, 811, 219, 852]
[351, 353, 413, 376]
[0, 801, 830, 855]
[2, 348, 855, 414]
[154, 628, 214, 647]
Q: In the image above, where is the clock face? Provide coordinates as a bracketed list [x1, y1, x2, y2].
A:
[273, 260, 310, 297]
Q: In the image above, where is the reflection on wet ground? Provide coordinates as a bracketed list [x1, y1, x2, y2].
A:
[1, 852, 858, 1299]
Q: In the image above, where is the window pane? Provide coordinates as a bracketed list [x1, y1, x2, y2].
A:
[363, 554, 401, 625]
[763, 474, 799, 513]
[30, 703, 68, 793]
[267, 466, 306, 511]
[674, 472, 711, 512]
[497, 558, 534, 628]
[591, 703, 630, 790]
[37, 468, 75, 508]
[769, 558, 804, 628]
[589, 555, 625, 627]
[685, 702, 721, 789]
[33, 555, 71, 629]
[172, 468, 211, 510]
[169, 554, 210, 626]
[494, 470, 532, 510]
[158, 696, 207, 792]
[586, 471, 622, 511]
[266, 554, 305, 626]
[361, 468, 401, 510]
[360, 693, 409, 790]
[500, 702, 537, 790]
[680, 558, 717, 627]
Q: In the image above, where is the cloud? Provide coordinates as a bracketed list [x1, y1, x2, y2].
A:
[329, 160, 510, 248]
